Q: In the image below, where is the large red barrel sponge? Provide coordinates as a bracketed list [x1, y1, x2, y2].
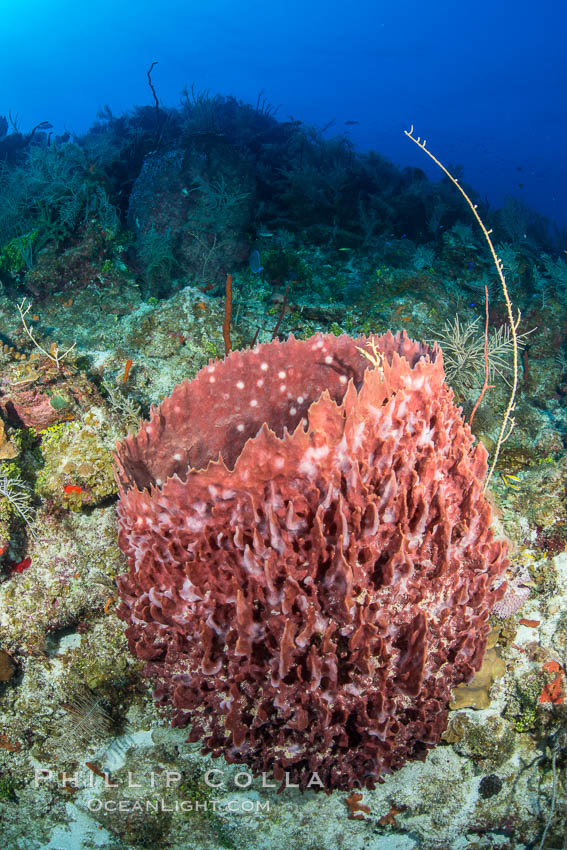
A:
[114, 331, 508, 792]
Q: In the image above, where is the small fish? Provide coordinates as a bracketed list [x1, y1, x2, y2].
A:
[11, 557, 31, 574]
[249, 249, 263, 274]
[344, 120, 359, 126]
[501, 473, 521, 490]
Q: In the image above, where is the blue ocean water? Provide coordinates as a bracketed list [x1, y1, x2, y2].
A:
[0, 3, 566, 850]
[1, 0, 566, 226]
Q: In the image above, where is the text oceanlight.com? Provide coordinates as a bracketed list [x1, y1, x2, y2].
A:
[86, 798, 270, 814]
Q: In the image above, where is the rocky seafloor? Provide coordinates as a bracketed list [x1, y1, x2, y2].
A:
[0, 248, 566, 850]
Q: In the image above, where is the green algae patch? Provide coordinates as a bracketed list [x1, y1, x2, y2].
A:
[48, 394, 70, 410]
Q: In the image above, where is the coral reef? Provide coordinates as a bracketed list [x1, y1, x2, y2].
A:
[115, 330, 508, 791]
[0, 88, 566, 848]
